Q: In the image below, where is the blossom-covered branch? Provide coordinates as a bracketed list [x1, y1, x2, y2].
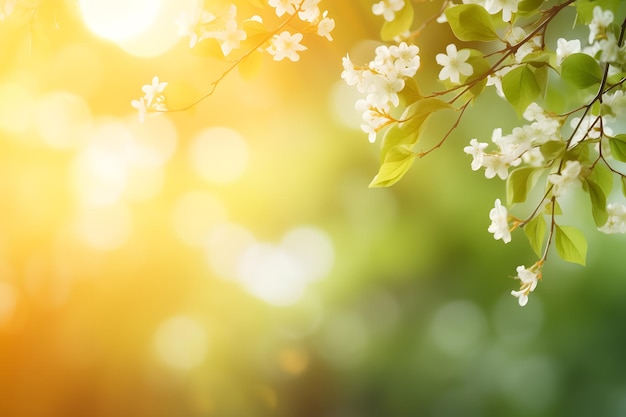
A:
[342, 0, 626, 306]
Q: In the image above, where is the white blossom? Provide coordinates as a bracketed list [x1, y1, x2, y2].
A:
[317, 11, 335, 41]
[604, 90, 626, 117]
[131, 76, 168, 123]
[131, 97, 148, 124]
[389, 42, 420, 77]
[598, 203, 626, 234]
[436, 44, 473, 84]
[484, 0, 520, 22]
[269, 0, 301, 17]
[506, 27, 541, 62]
[556, 38, 581, 65]
[464, 139, 488, 171]
[487, 66, 513, 98]
[522, 147, 545, 167]
[364, 74, 404, 108]
[597, 33, 620, 63]
[548, 160, 581, 197]
[588, 6, 614, 44]
[511, 265, 540, 306]
[372, 0, 405, 22]
[298, 0, 321, 21]
[569, 115, 609, 149]
[488, 198, 511, 243]
[141, 76, 168, 108]
[268, 31, 307, 62]
[483, 154, 510, 179]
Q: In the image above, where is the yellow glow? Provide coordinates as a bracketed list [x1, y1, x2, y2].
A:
[124, 165, 165, 202]
[35, 91, 92, 149]
[205, 223, 255, 280]
[154, 315, 209, 371]
[189, 127, 249, 184]
[0, 81, 36, 134]
[126, 115, 178, 168]
[73, 203, 133, 250]
[79, 0, 162, 42]
[0, 281, 17, 326]
[72, 121, 134, 207]
[172, 191, 228, 247]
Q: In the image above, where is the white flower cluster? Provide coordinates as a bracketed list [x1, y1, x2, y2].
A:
[464, 103, 563, 180]
[548, 160, 582, 197]
[176, 0, 334, 61]
[176, 3, 246, 56]
[488, 200, 544, 306]
[555, 7, 626, 67]
[266, 0, 335, 62]
[131, 76, 168, 123]
[487, 6, 625, 99]
[341, 42, 421, 143]
[587, 6, 618, 61]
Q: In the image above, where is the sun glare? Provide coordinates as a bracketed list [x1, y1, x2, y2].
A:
[79, 0, 162, 43]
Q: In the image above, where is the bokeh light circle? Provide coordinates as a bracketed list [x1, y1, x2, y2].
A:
[35, 91, 92, 149]
[154, 315, 209, 371]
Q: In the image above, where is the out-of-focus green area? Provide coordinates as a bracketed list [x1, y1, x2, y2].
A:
[1, 1, 626, 416]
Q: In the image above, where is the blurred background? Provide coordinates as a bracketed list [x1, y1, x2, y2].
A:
[1, 1, 626, 416]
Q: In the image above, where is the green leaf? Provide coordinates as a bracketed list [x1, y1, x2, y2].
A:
[533, 65, 549, 97]
[380, 1, 414, 41]
[502, 65, 541, 116]
[399, 77, 422, 106]
[544, 198, 563, 216]
[518, 0, 546, 13]
[585, 179, 608, 227]
[521, 51, 551, 67]
[555, 225, 587, 266]
[444, 4, 499, 42]
[379, 98, 452, 162]
[561, 53, 603, 89]
[588, 161, 613, 197]
[609, 134, 626, 162]
[506, 166, 541, 205]
[540, 140, 566, 162]
[524, 215, 546, 257]
[370, 145, 416, 187]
